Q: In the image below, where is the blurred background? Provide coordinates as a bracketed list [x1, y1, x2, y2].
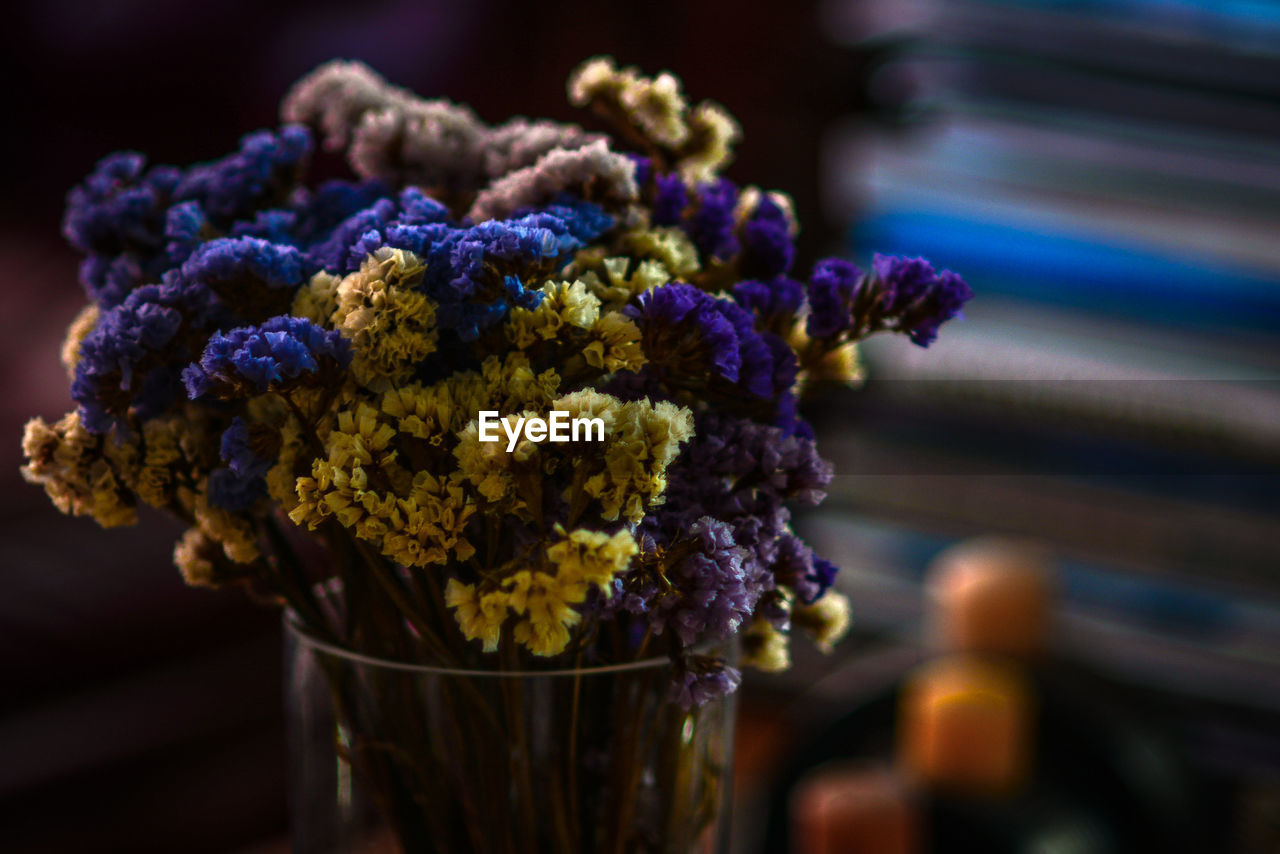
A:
[1, 0, 1277, 851]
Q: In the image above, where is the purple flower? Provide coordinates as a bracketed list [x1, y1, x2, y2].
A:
[805, 258, 862, 339]
[628, 283, 742, 383]
[173, 125, 312, 225]
[71, 285, 190, 433]
[668, 657, 742, 709]
[652, 173, 689, 227]
[63, 153, 182, 307]
[208, 417, 274, 511]
[805, 253, 972, 347]
[289, 179, 391, 246]
[305, 197, 399, 273]
[181, 236, 306, 292]
[183, 315, 350, 400]
[739, 195, 794, 279]
[650, 518, 772, 645]
[627, 154, 653, 188]
[872, 254, 973, 346]
[229, 209, 300, 245]
[63, 152, 179, 259]
[164, 201, 210, 264]
[772, 533, 840, 604]
[732, 277, 805, 326]
[684, 179, 739, 260]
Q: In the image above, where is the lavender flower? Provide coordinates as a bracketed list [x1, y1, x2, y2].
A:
[649, 518, 772, 645]
[668, 656, 742, 709]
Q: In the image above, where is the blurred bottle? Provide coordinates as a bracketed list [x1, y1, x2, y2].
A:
[791, 764, 922, 854]
[898, 656, 1034, 795]
[925, 537, 1052, 661]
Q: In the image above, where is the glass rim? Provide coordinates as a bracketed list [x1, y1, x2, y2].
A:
[283, 609, 674, 678]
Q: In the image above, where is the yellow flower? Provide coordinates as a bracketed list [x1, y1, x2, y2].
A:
[582, 312, 646, 373]
[193, 488, 260, 565]
[381, 372, 488, 444]
[504, 570, 581, 657]
[292, 271, 342, 325]
[445, 579, 507, 652]
[481, 353, 561, 412]
[569, 57, 690, 150]
[794, 591, 852, 653]
[506, 279, 601, 349]
[551, 390, 694, 523]
[20, 412, 138, 528]
[618, 229, 700, 280]
[546, 526, 638, 599]
[173, 527, 246, 588]
[290, 400, 475, 566]
[60, 303, 99, 379]
[332, 248, 438, 391]
[741, 618, 791, 673]
[679, 102, 740, 184]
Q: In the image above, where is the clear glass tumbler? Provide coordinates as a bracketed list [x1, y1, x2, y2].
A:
[284, 613, 737, 854]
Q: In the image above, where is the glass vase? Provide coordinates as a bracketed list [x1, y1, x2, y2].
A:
[284, 613, 737, 854]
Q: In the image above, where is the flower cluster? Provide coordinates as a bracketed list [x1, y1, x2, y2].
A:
[23, 58, 970, 707]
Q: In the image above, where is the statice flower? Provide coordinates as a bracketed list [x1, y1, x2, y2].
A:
[684, 179, 739, 261]
[647, 518, 772, 645]
[772, 533, 839, 604]
[172, 125, 312, 225]
[733, 277, 805, 326]
[64, 153, 181, 307]
[29, 56, 974, 724]
[668, 657, 743, 710]
[208, 417, 274, 511]
[806, 253, 972, 346]
[805, 258, 861, 339]
[289, 178, 392, 246]
[739, 194, 795, 279]
[872, 253, 973, 346]
[179, 237, 307, 311]
[71, 284, 191, 433]
[652, 173, 689, 227]
[183, 315, 350, 399]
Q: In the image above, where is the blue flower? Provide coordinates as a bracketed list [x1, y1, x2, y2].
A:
[173, 125, 312, 225]
[72, 284, 191, 433]
[207, 417, 275, 511]
[183, 315, 350, 400]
